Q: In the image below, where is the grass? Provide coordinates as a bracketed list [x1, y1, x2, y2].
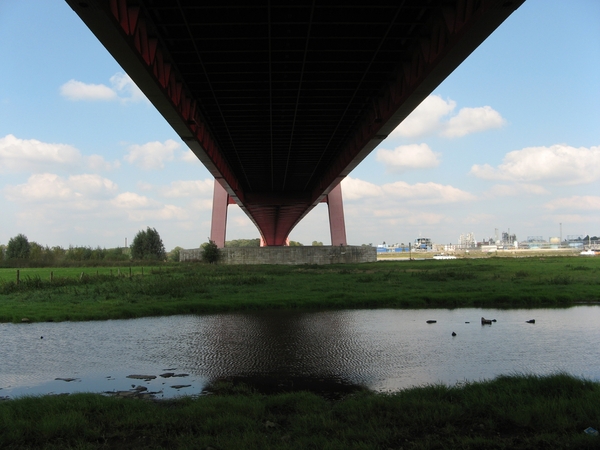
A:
[0, 256, 599, 323]
[1, 373, 600, 449]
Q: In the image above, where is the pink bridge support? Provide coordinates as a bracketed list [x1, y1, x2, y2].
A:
[210, 179, 230, 248]
[326, 183, 347, 246]
[210, 179, 347, 247]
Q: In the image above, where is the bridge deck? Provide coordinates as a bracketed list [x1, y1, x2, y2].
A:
[66, 0, 524, 245]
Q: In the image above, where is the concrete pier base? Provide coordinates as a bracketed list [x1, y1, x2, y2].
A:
[180, 245, 376, 265]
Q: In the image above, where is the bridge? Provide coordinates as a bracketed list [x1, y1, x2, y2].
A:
[67, 0, 525, 246]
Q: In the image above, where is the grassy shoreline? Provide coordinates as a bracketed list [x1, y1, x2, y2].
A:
[0, 256, 598, 323]
[2, 373, 600, 449]
[3, 258, 599, 448]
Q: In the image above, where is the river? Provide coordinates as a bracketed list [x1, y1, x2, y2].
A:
[1, 306, 599, 399]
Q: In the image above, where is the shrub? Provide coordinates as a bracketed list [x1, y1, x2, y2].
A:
[201, 240, 220, 264]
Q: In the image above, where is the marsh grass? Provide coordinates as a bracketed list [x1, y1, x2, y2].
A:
[0, 256, 599, 323]
[2, 374, 600, 449]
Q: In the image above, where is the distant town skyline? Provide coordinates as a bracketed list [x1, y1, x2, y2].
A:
[1, 0, 598, 251]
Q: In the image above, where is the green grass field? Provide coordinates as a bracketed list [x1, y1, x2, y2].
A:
[2, 373, 600, 449]
[0, 265, 160, 282]
[0, 256, 598, 323]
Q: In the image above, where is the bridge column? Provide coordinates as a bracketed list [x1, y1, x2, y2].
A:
[210, 179, 229, 248]
[326, 183, 347, 246]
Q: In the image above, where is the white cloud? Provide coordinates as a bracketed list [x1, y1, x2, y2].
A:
[544, 196, 600, 211]
[443, 106, 506, 138]
[60, 73, 145, 102]
[484, 183, 549, 197]
[181, 149, 203, 163]
[111, 192, 155, 209]
[382, 181, 475, 204]
[341, 177, 383, 200]
[124, 139, 180, 170]
[87, 154, 120, 171]
[470, 144, 600, 185]
[190, 198, 213, 211]
[110, 192, 188, 222]
[376, 144, 440, 173]
[0, 134, 120, 174]
[0, 134, 81, 173]
[4, 173, 117, 203]
[162, 179, 214, 198]
[392, 95, 455, 138]
[108, 73, 146, 102]
[67, 174, 119, 198]
[390, 95, 505, 139]
[60, 79, 117, 101]
[341, 176, 474, 205]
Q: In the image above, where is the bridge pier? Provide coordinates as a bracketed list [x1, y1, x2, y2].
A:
[209, 180, 230, 248]
[327, 183, 347, 246]
[210, 180, 347, 247]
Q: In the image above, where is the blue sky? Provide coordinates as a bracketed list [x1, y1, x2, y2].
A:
[1, 0, 599, 251]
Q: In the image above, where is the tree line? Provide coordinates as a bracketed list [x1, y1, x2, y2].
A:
[1, 228, 176, 267]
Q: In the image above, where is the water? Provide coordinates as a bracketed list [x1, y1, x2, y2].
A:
[2, 307, 600, 399]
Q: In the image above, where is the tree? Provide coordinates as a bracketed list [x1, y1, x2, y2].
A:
[225, 238, 260, 247]
[6, 234, 30, 259]
[288, 241, 303, 246]
[168, 246, 183, 262]
[201, 240, 220, 263]
[130, 227, 166, 260]
[312, 241, 324, 246]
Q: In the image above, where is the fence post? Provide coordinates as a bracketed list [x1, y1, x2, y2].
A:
[50, 271, 53, 282]
[16, 269, 20, 285]
[129, 267, 132, 278]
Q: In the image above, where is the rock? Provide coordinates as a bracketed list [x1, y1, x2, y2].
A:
[21, 318, 30, 323]
[127, 374, 156, 380]
[171, 385, 191, 389]
[426, 320, 437, 324]
[133, 386, 148, 392]
[452, 332, 457, 336]
[115, 391, 136, 398]
[526, 319, 535, 324]
[55, 377, 78, 382]
[173, 373, 189, 377]
[160, 372, 175, 378]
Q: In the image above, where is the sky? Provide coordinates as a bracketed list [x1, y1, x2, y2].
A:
[1, 0, 599, 251]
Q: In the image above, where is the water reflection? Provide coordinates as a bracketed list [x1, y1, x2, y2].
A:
[1, 307, 599, 399]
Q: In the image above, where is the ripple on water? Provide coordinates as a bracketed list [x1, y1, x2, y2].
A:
[2, 307, 600, 398]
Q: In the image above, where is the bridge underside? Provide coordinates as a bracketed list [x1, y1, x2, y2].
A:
[67, 0, 524, 245]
